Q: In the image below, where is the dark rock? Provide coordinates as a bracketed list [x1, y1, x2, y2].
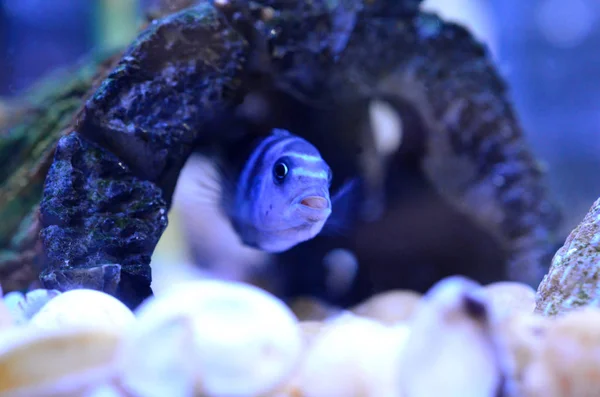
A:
[80, 3, 248, 194]
[41, 263, 122, 296]
[326, 12, 562, 287]
[39, 132, 167, 309]
[38, 3, 250, 308]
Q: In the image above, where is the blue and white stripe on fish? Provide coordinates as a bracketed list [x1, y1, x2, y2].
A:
[285, 152, 325, 163]
[291, 169, 330, 180]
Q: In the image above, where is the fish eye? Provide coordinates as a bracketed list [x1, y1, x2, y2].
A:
[273, 160, 289, 183]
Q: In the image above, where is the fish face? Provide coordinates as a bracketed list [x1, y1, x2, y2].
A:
[234, 130, 334, 253]
[282, 155, 333, 226]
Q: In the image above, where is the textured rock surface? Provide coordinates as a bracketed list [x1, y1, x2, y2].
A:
[535, 197, 600, 316]
[331, 12, 560, 286]
[40, 132, 167, 308]
[37, 4, 249, 308]
[80, 4, 248, 193]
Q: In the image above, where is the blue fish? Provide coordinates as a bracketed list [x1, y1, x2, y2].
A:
[218, 128, 357, 253]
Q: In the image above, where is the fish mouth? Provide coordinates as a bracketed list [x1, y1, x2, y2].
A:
[300, 196, 329, 210]
[296, 193, 331, 223]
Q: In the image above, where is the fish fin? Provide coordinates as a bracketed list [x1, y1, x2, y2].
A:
[271, 128, 292, 138]
[320, 178, 362, 236]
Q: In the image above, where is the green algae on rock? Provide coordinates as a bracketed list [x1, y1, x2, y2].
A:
[40, 132, 167, 307]
[535, 197, 600, 316]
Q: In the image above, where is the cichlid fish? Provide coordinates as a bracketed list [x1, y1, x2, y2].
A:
[193, 128, 358, 254]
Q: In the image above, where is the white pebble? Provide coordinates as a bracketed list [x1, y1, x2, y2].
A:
[285, 314, 410, 397]
[118, 315, 197, 397]
[29, 289, 135, 332]
[484, 281, 536, 321]
[398, 276, 504, 397]
[123, 280, 302, 397]
[350, 290, 422, 325]
[4, 289, 62, 325]
[0, 327, 121, 397]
